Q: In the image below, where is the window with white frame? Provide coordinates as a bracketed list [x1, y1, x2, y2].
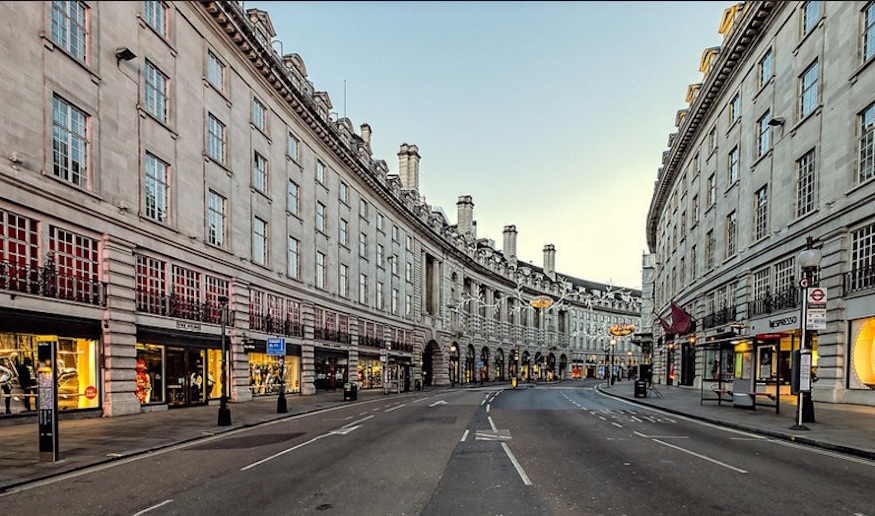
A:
[861, 102, 875, 183]
[391, 254, 399, 275]
[359, 199, 368, 218]
[706, 230, 714, 270]
[725, 211, 737, 258]
[377, 281, 384, 309]
[757, 111, 771, 157]
[142, 0, 167, 37]
[339, 181, 348, 204]
[728, 146, 739, 184]
[315, 252, 326, 289]
[0, 209, 39, 275]
[252, 152, 267, 193]
[406, 234, 413, 251]
[707, 174, 716, 208]
[359, 232, 368, 258]
[51, 0, 87, 62]
[252, 97, 266, 132]
[392, 225, 399, 242]
[405, 261, 412, 282]
[377, 244, 384, 266]
[754, 185, 769, 241]
[406, 294, 412, 316]
[391, 288, 398, 314]
[796, 148, 817, 217]
[144, 152, 169, 223]
[288, 236, 299, 279]
[758, 49, 772, 88]
[144, 61, 168, 122]
[287, 180, 299, 215]
[206, 113, 225, 163]
[708, 127, 716, 154]
[253, 217, 267, 265]
[339, 264, 349, 298]
[753, 268, 770, 300]
[774, 257, 795, 294]
[288, 132, 299, 161]
[692, 194, 700, 225]
[135, 254, 165, 313]
[52, 95, 88, 188]
[800, 60, 819, 118]
[359, 273, 368, 304]
[207, 190, 225, 247]
[376, 212, 384, 231]
[691, 246, 697, 280]
[339, 219, 348, 247]
[802, 0, 820, 36]
[50, 226, 98, 302]
[679, 257, 685, 285]
[206, 51, 225, 92]
[316, 160, 325, 184]
[316, 202, 326, 233]
[850, 222, 875, 290]
[729, 93, 740, 124]
[865, 2, 875, 63]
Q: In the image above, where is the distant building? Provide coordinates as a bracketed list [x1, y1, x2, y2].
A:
[645, 1, 875, 406]
[0, 1, 639, 418]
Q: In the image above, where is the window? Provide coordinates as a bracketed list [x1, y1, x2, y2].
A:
[253, 217, 267, 265]
[206, 51, 225, 92]
[860, 102, 875, 183]
[288, 236, 299, 279]
[52, 95, 88, 188]
[142, 0, 167, 37]
[359, 273, 368, 304]
[802, 1, 820, 36]
[865, 2, 875, 62]
[774, 257, 795, 294]
[51, 0, 87, 62]
[377, 244, 384, 266]
[252, 98, 266, 132]
[0, 210, 39, 293]
[728, 146, 739, 184]
[708, 127, 716, 154]
[850, 222, 875, 291]
[50, 226, 98, 302]
[758, 49, 773, 88]
[377, 212, 384, 231]
[757, 111, 771, 157]
[706, 230, 715, 271]
[690, 245, 697, 280]
[316, 202, 326, 233]
[144, 61, 168, 122]
[391, 254, 399, 275]
[406, 235, 413, 251]
[753, 268, 770, 300]
[252, 152, 267, 193]
[707, 174, 716, 208]
[405, 261, 412, 282]
[726, 211, 737, 258]
[206, 113, 225, 163]
[316, 160, 325, 184]
[796, 149, 817, 217]
[339, 181, 348, 204]
[207, 190, 225, 247]
[339, 219, 348, 247]
[729, 93, 740, 124]
[315, 252, 326, 289]
[406, 294, 413, 316]
[392, 225, 399, 242]
[288, 132, 299, 161]
[376, 281, 384, 309]
[680, 211, 687, 236]
[339, 264, 349, 298]
[144, 152, 168, 222]
[692, 194, 700, 225]
[135, 254, 165, 314]
[359, 199, 368, 218]
[754, 185, 769, 241]
[800, 60, 819, 118]
[359, 232, 368, 257]
[287, 180, 299, 215]
[391, 288, 398, 314]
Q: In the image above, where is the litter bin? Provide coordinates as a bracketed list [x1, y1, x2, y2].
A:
[511, 377, 518, 388]
[415, 379, 421, 391]
[343, 382, 358, 401]
[634, 380, 647, 398]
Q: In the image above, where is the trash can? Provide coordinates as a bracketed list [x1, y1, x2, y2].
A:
[414, 379, 421, 391]
[511, 377, 518, 388]
[634, 380, 647, 398]
[343, 382, 358, 401]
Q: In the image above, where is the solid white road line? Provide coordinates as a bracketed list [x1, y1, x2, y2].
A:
[501, 442, 533, 486]
[651, 438, 748, 474]
[132, 499, 174, 515]
[486, 404, 490, 413]
[385, 403, 407, 412]
[241, 434, 329, 471]
[612, 422, 624, 429]
[461, 429, 470, 442]
[488, 416, 497, 431]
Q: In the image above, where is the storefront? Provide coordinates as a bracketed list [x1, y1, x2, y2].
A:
[246, 340, 302, 396]
[0, 309, 101, 416]
[357, 353, 383, 389]
[314, 348, 348, 391]
[849, 317, 875, 391]
[136, 328, 222, 408]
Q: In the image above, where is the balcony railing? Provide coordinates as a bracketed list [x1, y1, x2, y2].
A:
[314, 327, 351, 344]
[702, 305, 737, 329]
[249, 313, 303, 338]
[748, 286, 799, 317]
[136, 290, 233, 326]
[1, 260, 106, 307]
[845, 265, 875, 295]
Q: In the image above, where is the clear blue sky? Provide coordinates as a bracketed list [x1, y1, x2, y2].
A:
[250, 1, 731, 289]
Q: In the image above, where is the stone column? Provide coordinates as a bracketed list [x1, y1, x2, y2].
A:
[301, 303, 316, 395]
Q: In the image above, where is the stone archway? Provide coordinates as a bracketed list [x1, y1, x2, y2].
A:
[480, 346, 490, 382]
[422, 340, 440, 386]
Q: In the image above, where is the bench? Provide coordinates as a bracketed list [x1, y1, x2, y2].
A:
[701, 385, 733, 404]
[747, 391, 776, 409]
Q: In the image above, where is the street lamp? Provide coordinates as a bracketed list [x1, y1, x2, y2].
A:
[609, 338, 616, 385]
[217, 295, 231, 426]
[449, 344, 458, 387]
[792, 242, 822, 430]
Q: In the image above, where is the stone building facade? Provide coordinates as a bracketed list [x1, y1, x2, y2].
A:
[645, 1, 875, 406]
[0, 1, 640, 419]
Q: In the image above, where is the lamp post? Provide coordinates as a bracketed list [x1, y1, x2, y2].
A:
[602, 344, 610, 385]
[217, 295, 231, 426]
[792, 242, 822, 430]
[449, 343, 457, 387]
[609, 338, 616, 385]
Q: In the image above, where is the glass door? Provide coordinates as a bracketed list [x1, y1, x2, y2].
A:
[166, 347, 187, 407]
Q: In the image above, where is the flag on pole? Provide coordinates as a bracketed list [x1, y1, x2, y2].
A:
[670, 302, 695, 335]
[655, 315, 674, 336]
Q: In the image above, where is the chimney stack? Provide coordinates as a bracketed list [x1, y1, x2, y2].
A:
[360, 123, 371, 147]
[543, 244, 556, 279]
[397, 143, 421, 191]
[503, 225, 517, 264]
[456, 195, 474, 240]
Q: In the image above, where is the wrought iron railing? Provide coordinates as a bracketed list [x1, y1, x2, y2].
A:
[702, 305, 737, 329]
[248, 313, 303, 337]
[313, 327, 351, 343]
[0, 260, 106, 306]
[845, 265, 875, 294]
[136, 290, 233, 326]
[748, 286, 799, 317]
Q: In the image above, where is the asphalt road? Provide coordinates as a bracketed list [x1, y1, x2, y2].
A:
[2, 380, 873, 516]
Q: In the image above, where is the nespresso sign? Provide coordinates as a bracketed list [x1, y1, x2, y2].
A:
[769, 316, 797, 328]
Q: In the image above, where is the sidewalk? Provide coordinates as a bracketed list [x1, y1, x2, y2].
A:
[598, 379, 875, 461]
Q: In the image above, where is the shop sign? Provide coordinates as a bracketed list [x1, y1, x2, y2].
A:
[806, 310, 827, 331]
[768, 316, 797, 329]
[175, 321, 201, 331]
[267, 337, 286, 356]
[84, 385, 97, 400]
[756, 333, 789, 340]
[37, 336, 59, 462]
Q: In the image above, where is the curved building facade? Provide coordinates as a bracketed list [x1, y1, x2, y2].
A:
[645, 1, 875, 406]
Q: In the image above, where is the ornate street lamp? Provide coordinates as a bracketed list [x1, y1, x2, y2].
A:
[217, 295, 231, 426]
[792, 241, 822, 430]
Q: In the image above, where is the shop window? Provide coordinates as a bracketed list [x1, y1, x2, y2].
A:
[136, 343, 164, 404]
[249, 354, 300, 395]
[850, 317, 875, 389]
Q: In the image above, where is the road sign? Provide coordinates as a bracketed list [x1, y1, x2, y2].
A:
[799, 277, 810, 288]
[806, 309, 827, 330]
[267, 337, 286, 356]
[807, 287, 827, 306]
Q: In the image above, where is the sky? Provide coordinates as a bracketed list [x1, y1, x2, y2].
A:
[249, 1, 731, 290]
